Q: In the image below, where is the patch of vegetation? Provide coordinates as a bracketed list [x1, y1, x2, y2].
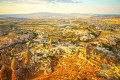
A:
[32, 32, 38, 39]
[101, 42, 114, 51]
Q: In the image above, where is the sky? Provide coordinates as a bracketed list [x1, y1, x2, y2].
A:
[0, 0, 120, 14]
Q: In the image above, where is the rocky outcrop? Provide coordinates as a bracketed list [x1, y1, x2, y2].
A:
[11, 58, 27, 80]
[0, 54, 12, 80]
[100, 35, 118, 46]
[0, 65, 12, 80]
[0, 43, 27, 55]
[80, 36, 89, 41]
[0, 34, 31, 50]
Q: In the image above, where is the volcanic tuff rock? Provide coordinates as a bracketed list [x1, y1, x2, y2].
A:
[11, 58, 27, 80]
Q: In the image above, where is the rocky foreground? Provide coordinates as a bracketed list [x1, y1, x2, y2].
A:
[0, 28, 120, 80]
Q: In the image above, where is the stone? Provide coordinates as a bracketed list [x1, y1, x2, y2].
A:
[0, 65, 12, 80]
[11, 58, 27, 80]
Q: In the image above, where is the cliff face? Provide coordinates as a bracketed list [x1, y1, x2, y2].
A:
[11, 58, 27, 80]
[0, 54, 12, 80]
[0, 65, 12, 80]
[0, 30, 36, 80]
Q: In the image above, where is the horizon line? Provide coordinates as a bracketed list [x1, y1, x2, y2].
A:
[0, 12, 120, 15]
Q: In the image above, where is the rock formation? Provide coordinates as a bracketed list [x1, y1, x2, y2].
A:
[11, 58, 27, 80]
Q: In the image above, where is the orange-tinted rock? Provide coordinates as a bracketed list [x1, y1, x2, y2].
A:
[0, 65, 12, 80]
[11, 58, 27, 80]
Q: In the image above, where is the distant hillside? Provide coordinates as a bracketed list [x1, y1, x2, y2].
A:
[0, 12, 120, 19]
[0, 17, 30, 20]
[0, 12, 72, 19]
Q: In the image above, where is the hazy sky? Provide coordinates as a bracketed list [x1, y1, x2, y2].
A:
[0, 0, 120, 14]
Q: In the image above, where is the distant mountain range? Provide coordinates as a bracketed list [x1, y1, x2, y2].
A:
[0, 12, 120, 19]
